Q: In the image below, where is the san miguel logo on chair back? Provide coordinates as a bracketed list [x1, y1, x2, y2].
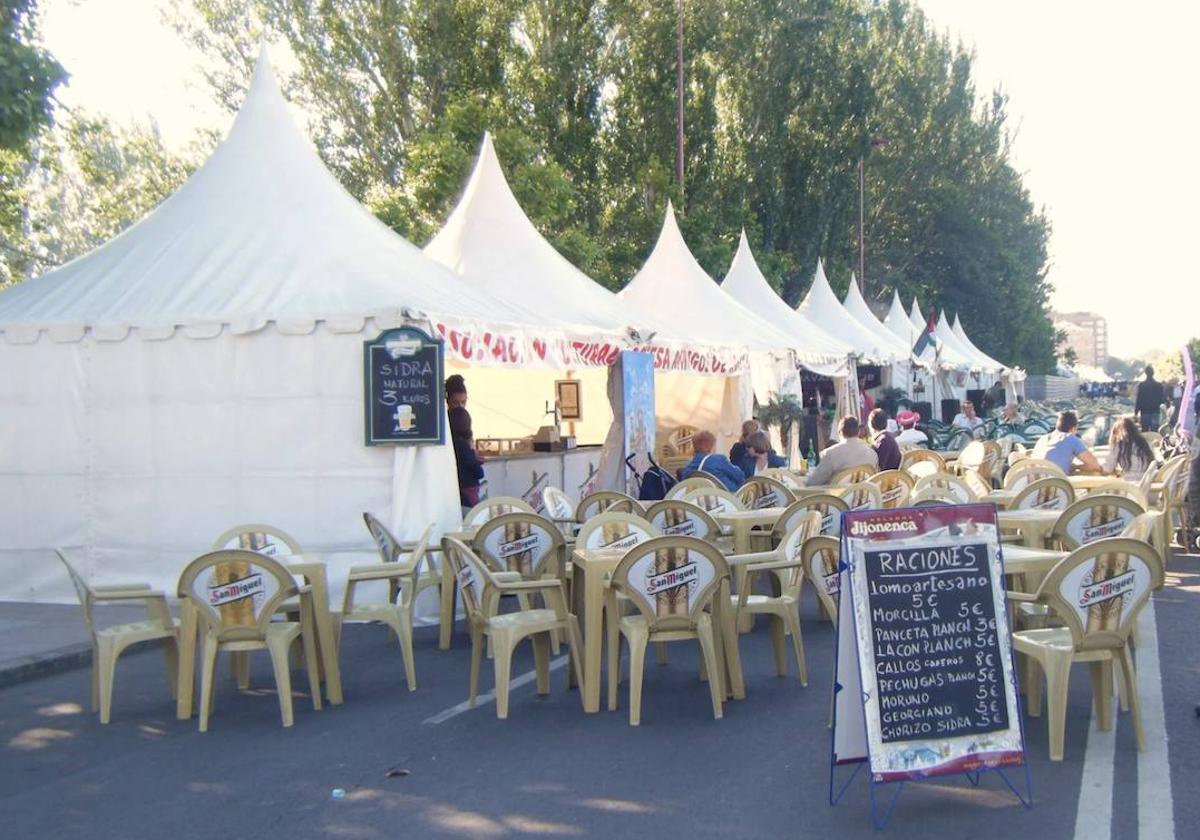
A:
[1033, 484, 1061, 510]
[1080, 549, 1135, 633]
[499, 520, 540, 576]
[208, 560, 263, 625]
[660, 506, 696, 537]
[879, 477, 904, 508]
[601, 521, 640, 551]
[646, 547, 696, 617]
[813, 546, 840, 596]
[1078, 502, 1129, 545]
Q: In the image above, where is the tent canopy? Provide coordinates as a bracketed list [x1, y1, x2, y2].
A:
[884, 291, 919, 348]
[842, 278, 916, 361]
[795, 262, 893, 364]
[0, 52, 548, 346]
[720, 231, 851, 370]
[908, 297, 927, 334]
[952, 314, 1006, 371]
[933, 310, 982, 370]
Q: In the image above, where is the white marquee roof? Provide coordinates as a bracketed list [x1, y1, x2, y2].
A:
[952, 314, 1006, 370]
[720, 232, 852, 366]
[794, 262, 893, 363]
[0, 51, 548, 342]
[842, 278, 915, 360]
[934, 310, 983, 370]
[618, 206, 797, 356]
[908, 297, 927, 334]
[884, 291, 919, 347]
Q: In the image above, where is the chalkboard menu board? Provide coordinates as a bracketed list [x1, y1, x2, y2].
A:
[833, 503, 1025, 782]
[363, 327, 445, 446]
[861, 539, 1008, 743]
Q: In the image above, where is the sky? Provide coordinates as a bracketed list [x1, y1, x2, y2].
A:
[38, 0, 1199, 359]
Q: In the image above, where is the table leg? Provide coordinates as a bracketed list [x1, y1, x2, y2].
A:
[582, 566, 605, 714]
[176, 602, 197, 720]
[439, 551, 455, 650]
[307, 571, 343, 705]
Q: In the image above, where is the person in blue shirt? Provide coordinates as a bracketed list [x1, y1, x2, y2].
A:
[1032, 410, 1102, 475]
[679, 429, 746, 491]
[736, 430, 787, 479]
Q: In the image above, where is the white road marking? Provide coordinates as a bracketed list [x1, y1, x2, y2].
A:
[423, 656, 568, 724]
[1136, 599, 1175, 840]
[1072, 710, 1116, 840]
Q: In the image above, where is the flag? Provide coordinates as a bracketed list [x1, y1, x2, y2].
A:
[912, 315, 938, 363]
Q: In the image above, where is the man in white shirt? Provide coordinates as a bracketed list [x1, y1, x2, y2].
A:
[806, 416, 879, 485]
[895, 410, 928, 445]
[951, 400, 984, 437]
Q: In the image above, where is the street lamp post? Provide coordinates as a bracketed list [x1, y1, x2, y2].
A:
[857, 136, 889, 297]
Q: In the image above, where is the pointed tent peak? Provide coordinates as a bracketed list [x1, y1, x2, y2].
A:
[908, 297, 926, 332]
[737, 228, 751, 250]
[892, 289, 903, 307]
[953, 313, 964, 331]
[843, 274, 866, 308]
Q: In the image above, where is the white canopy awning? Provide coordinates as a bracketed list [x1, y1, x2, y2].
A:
[884, 291, 918, 348]
[795, 262, 892, 364]
[934, 310, 984, 371]
[0, 51, 560, 358]
[842, 278, 917, 361]
[908, 297, 927, 335]
[720, 232, 852, 371]
[952, 314, 1006, 371]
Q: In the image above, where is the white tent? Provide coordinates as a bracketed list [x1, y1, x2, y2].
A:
[842, 279, 922, 394]
[796, 262, 895, 365]
[909, 297, 927, 335]
[952, 314, 1005, 371]
[720, 232, 852, 376]
[0, 53, 510, 601]
[883, 291, 919, 348]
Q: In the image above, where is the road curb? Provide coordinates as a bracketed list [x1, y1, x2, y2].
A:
[0, 643, 93, 690]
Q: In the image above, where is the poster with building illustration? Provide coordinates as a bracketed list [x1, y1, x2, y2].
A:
[621, 351, 656, 495]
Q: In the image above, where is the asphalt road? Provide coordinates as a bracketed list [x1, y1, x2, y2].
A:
[2, 552, 1196, 840]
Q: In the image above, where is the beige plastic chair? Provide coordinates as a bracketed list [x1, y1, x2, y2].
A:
[1157, 456, 1192, 548]
[442, 537, 584, 719]
[759, 467, 804, 490]
[737, 475, 796, 510]
[913, 472, 976, 504]
[645, 500, 723, 543]
[1085, 479, 1149, 510]
[211, 523, 302, 556]
[774, 494, 848, 539]
[801, 535, 842, 624]
[866, 470, 914, 509]
[56, 549, 179, 724]
[541, 486, 576, 523]
[681, 486, 745, 516]
[464, 496, 535, 528]
[605, 536, 730, 725]
[1008, 538, 1162, 760]
[962, 469, 993, 500]
[958, 440, 1002, 487]
[830, 464, 876, 487]
[1050, 494, 1145, 551]
[575, 491, 646, 522]
[900, 448, 946, 479]
[911, 485, 962, 506]
[177, 549, 322, 731]
[341, 517, 436, 691]
[472, 512, 565, 581]
[727, 511, 823, 684]
[1010, 476, 1075, 511]
[665, 424, 699, 457]
[1004, 458, 1067, 491]
[576, 512, 660, 551]
[666, 473, 722, 500]
[836, 481, 883, 511]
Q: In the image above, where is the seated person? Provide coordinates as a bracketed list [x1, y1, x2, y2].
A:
[951, 400, 984, 437]
[868, 409, 901, 471]
[679, 429, 746, 491]
[737, 430, 787, 479]
[895, 409, 928, 445]
[806, 416, 879, 486]
[1102, 417, 1156, 481]
[729, 419, 760, 465]
[1001, 402, 1020, 424]
[1032, 410, 1102, 475]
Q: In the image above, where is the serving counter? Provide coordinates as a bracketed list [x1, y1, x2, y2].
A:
[480, 445, 604, 509]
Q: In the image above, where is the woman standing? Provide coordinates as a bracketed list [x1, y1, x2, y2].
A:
[449, 406, 485, 510]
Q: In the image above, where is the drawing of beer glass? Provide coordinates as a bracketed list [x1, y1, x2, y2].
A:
[394, 404, 414, 432]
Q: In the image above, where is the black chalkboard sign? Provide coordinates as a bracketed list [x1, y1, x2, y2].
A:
[861, 539, 1009, 743]
[363, 327, 445, 446]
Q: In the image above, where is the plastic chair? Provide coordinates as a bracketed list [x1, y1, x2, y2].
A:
[1009, 538, 1162, 760]
[664, 425, 699, 457]
[56, 549, 179, 725]
[177, 550, 322, 731]
[472, 512, 565, 581]
[759, 467, 804, 490]
[1085, 479, 1149, 510]
[901, 448, 946, 480]
[1157, 456, 1192, 548]
[212, 524, 302, 556]
[836, 481, 883, 511]
[913, 472, 976, 504]
[576, 512, 660, 551]
[575, 491, 646, 522]
[866, 470, 914, 509]
[363, 512, 441, 606]
[802, 535, 841, 624]
[1003, 458, 1067, 492]
[737, 475, 796, 510]
[645, 500, 723, 543]
[464, 496, 535, 528]
[541, 486, 577, 535]
[442, 537, 584, 719]
[666, 473, 722, 500]
[1010, 477, 1075, 511]
[774, 494, 848, 539]
[830, 464, 875, 487]
[727, 512, 823, 684]
[341, 518, 435, 690]
[1050, 494, 1146, 551]
[681, 486, 744, 516]
[605, 536, 731, 725]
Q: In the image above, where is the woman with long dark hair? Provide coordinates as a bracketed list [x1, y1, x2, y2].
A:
[1103, 417, 1156, 480]
[449, 406, 485, 510]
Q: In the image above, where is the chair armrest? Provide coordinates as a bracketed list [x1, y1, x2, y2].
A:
[1005, 590, 1038, 602]
[725, 550, 778, 566]
[93, 589, 169, 602]
[347, 562, 418, 581]
[492, 571, 523, 584]
[94, 583, 152, 593]
[492, 578, 565, 595]
[744, 557, 803, 574]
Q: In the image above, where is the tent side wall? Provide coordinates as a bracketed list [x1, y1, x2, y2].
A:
[0, 325, 461, 602]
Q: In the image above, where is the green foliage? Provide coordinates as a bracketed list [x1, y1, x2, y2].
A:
[143, 0, 1054, 374]
[0, 0, 64, 151]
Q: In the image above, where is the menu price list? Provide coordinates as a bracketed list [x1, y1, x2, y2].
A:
[862, 541, 1009, 744]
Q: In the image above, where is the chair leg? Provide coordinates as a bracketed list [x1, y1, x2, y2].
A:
[163, 638, 180, 700]
[234, 651, 251, 690]
[266, 639, 295, 728]
[468, 628, 483, 707]
[198, 637, 219, 733]
[697, 621, 724, 721]
[607, 620, 622, 712]
[1113, 650, 1130, 712]
[89, 644, 100, 713]
[298, 601, 323, 711]
[655, 641, 669, 666]
[627, 629, 648, 727]
[398, 621, 417, 692]
[1119, 646, 1146, 750]
[532, 632, 551, 696]
[785, 610, 808, 686]
[1089, 660, 1113, 732]
[769, 615, 788, 677]
[96, 637, 119, 725]
[564, 616, 587, 707]
[493, 631, 514, 719]
[1042, 651, 1073, 761]
[1022, 653, 1043, 716]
